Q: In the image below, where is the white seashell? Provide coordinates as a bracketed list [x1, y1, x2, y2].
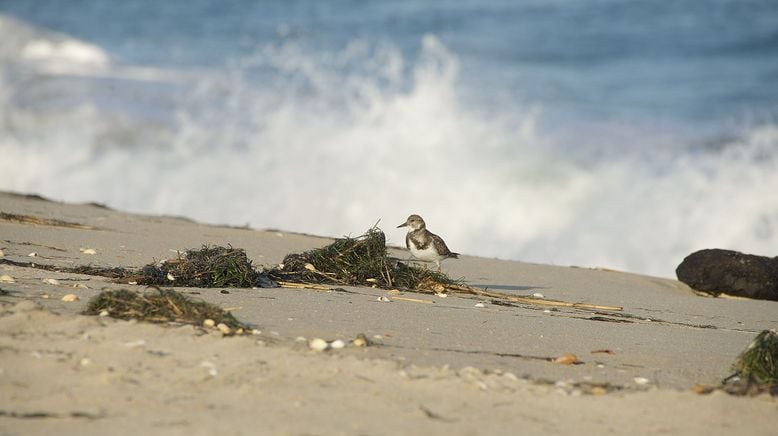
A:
[0, 249, 5, 257]
[352, 334, 369, 347]
[200, 361, 218, 377]
[304, 263, 316, 271]
[203, 319, 216, 328]
[365, 278, 377, 283]
[28, 252, 37, 257]
[61, 294, 79, 302]
[295, 336, 307, 342]
[377, 296, 391, 302]
[79, 248, 97, 255]
[235, 328, 244, 335]
[0, 275, 15, 283]
[166, 273, 175, 281]
[532, 293, 545, 298]
[80, 358, 91, 367]
[543, 309, 551, 313]
[99, 310, 109, 317]
[73, 283, 89, 289]
[216, 323, 231, 335]
[435, 292, 448, 298]
[41, 293, 50, 299]
[251, 329, 262, 335]
[43, 278, 60, 285]
[309, 338, 329, 351]
[634, 377, 650, 385]
[128, 281, 138, 285]
[330, 339, 346, 349]
[124, 339, 146, 348]
[474, 302, 486, 308]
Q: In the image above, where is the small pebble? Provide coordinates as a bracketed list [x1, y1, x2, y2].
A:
[543, 309, 551, 313]
[99, 310, 109, 317]
[216, 323, 231, 335]
[554, 353, 580, 365]
[474, 302, 486, 308]
[309, 338, 329, 351]
[61, 294, 79, 302]
[377, 296, 390, 302]
[28, 252, 37, 257]
[80, 358, 91, 367]
[634, 377, 650, 385]
[435, 292, 448, 298]
[166, 273, 175, 281]
[235, 328, 244, 335]
[0, 275, 15, 283]
[203, 319, 216, 328]
[80, 248, 97, 255]
[43, 278, 60, 285]
[532, 293, 545, 298]
[251, 329, 262, 335]
[352, 334, 369, 347]
[330, 339, 346, 349]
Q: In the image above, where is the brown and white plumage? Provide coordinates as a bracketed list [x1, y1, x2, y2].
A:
[397, 214, 459, 270]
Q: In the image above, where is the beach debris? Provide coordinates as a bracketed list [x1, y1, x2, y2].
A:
[0, 249, 5, 257]
[267, 226, 460, 292]
[309, 338, 329, 351]
[203, 318, 216, 328]
[99, 310, 109, 317]
[61, 294, 80, 302]
[132, 245, 275, 288]
[532, 292, 545, 298]
[352, 333, 370, 347]
[0, 212, 97, 230]
[42, 278, 60, 285]
[591, 349, 615, 355]
[79, 248, 97, 255]
[124, 339, 146, 348]
[72, 283, 89, 289]
[28, 252, 37, 257]
[721, 329, 778, 396]
[201, 361, 218, 377]
[393, 296, 434, 304]
[633, 377, 650, 385]
[82, 288, 247, 330]
[377, 296, 391, 302]
[554, 354, 581, 365]
[0, 275, 14, 283]
[474, 302, 486, 308]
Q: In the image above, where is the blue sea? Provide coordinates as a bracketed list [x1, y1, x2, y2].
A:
[1, 0, 777, 277]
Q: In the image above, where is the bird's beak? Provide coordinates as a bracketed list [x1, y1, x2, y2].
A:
[397, 222, 408, 228]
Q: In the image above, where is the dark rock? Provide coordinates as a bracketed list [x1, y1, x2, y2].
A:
[676, 249, 778, 301]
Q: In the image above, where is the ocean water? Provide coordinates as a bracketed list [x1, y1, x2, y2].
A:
[1, 0, 777, 277]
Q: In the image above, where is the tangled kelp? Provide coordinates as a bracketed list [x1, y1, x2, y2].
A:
[721, 329, 778, 396]
[135, 245, 274, 288]
[269, 227, 460, 291]
[83, 288, 246, 329]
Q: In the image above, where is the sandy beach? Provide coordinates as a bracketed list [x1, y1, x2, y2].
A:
[1, 191, 776, 435]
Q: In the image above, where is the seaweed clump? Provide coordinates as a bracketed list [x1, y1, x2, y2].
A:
[268, 227, 460, 291]
[722, 329, 778, 396]
[83, 288, 246, 329]
[135, 245, 274, 288]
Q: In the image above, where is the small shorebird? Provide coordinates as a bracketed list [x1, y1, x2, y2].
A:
[397, 214, 459, 270]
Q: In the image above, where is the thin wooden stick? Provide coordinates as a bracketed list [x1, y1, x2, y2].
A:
[445, 284, 623, 311]
[392, 296, 434, 304]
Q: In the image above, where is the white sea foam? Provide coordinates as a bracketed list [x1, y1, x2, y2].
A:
[1, 16, 776, 278]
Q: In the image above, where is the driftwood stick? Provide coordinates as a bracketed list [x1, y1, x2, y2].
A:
[444, 284, 623, 312]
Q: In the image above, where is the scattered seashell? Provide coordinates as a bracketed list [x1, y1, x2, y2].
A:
[352, 333, 369, 347]
[387, 289, 402, 295]
[278, 263, 285, 270]
[72, 283, 89, 289]
[79, 248, 97, 255]
[543, 309, 551, 313]
[554, 353, 580, 365]
[61, 294, 79, 302]
[532, 293, 545, 298]
[200, 361, 218, 377]
[691, 384, 714, 395]
[41, 293, 50, 299]
[124, 339, 146, 348]
[235, 328, 244, 335]
[309, 338, 329, 351]
[99, 310, 109, 317]
[166, 273, 175, 281]
[0, 275, 15, 283]
[435, 292, 448, 298]
[474, 302, 486, 308]
[304, 263, 317, 271]
[377, 296, 391, 302]
[43, 278, 60, 285]
[80, 358, 91, 367]
[216, 323, 231, 335]
[295, 336, 307, 342]
[128, 281, 138, 285]
[251, 329, 262, 335]
[203, 319, 216, 328]
[365, 278, 377, 283]
[0, 249, 4, 257]
[330, 339, 346, 349]
[633, 377, 650, 385]
[28, 252, 37, 257]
